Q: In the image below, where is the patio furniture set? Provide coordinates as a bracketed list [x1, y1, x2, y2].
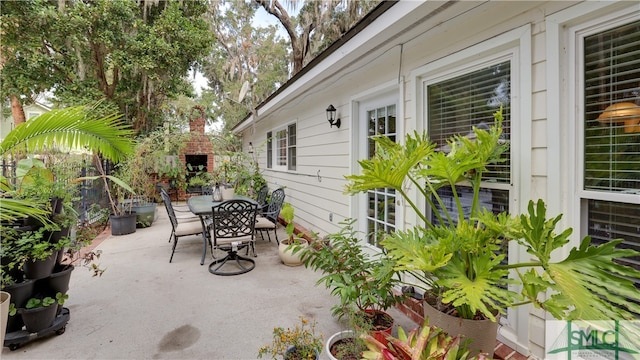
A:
[160, 186, 286, 276]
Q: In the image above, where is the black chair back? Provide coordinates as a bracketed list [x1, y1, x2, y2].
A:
[160, 188, 178, 229]
[211, 200, 258, 241]
[264, 188, 285, 224]
[255, 185, 269, 210]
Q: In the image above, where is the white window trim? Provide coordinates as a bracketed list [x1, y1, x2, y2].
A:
[270, 121, 297, 172]
[410, 23, 532, 354]
[349, 80, 403, 250]
[546, 2, 640, 248]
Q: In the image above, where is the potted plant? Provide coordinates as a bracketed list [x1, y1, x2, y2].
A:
[325, 330, 366, 360]
[278, 203, 310, 266]
[0, 103, 134, 225]
[361, 318, 485, 360]
[113, 148, 159, 228]
[257, 316, 323, 360]
[18, 292, 66, 333]
[344, 109, 640, 356]
[324, 310, 375, 360]
[295, 219, 405, 343]
[185, 164, 214, 194]
[76, 154, 137, 236]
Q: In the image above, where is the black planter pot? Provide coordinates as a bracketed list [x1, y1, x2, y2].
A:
[110, 212, 137, 236]
[1, 255, 24, 284]
[19, 303, 58, 333]
[48, 226, 71, 245]
[23, 252, 57, 280]
[45, 265, 74, 295]
[2, 279, 35, 333]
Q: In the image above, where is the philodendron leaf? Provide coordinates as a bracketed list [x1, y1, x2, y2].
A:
[345, 131, 434, 195]
[544, 237, 640, 320]
[513, 200, 572, 266]
[380, 228, 452, 273]
[518, 268, 554, 309]
[437, 253, 517, 321]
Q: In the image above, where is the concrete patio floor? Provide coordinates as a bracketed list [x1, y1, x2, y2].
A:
[2, 204, 416, 360]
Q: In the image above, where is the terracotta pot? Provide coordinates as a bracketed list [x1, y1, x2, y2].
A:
[363, 309, 393, 344]
[278, 239, 308, 266]
[423, 300, 498, 357]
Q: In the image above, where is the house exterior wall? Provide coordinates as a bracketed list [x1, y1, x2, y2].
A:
[238, 1, 639, 357]
[0, 102, 51, 140]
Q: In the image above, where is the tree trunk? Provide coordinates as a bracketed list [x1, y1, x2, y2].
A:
[11, 95, 26, 127]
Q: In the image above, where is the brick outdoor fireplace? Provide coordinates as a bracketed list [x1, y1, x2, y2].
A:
[178, 106, 214, 200]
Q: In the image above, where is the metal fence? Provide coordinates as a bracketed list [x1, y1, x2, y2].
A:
[0, 157, 113, 224]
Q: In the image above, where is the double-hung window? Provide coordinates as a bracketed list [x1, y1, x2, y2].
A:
[426, 60, 512, 224]
[267, 123, 296, 171]
[580, 20, 640, 292]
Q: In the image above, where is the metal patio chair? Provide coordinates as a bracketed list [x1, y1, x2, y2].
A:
[208, 200, 258, 276]
[255, 188, 285, 245]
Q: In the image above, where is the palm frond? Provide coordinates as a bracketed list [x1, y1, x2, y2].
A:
[0, 104, 134, 162]
[0, 197, 50, 224]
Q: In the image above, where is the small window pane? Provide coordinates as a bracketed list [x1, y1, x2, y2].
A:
[288, 124, 297, 171]
[266, 131, 273, 168]
[365, 104, 398, 247]
[277, 129, 287, 166]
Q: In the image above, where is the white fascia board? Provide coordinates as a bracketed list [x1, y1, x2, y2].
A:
[256, 0, 435, 119]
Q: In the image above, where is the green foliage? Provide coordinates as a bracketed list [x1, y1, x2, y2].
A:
[361, 319, 484, 360]
[56, 292, 69, 305]
[345, 109, 640, 321]
[26, 296, 56, 309]
[0, 0, 214, 133]
[202, 1, 289, 129]
[296, 219, 404, 321]
[258, 317, 323, 360]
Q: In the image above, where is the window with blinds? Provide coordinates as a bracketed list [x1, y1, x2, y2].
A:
[584, 20, 640, 193]
[426, 60, 512, 225]
[266, 131, 273, 169]
[276, 129, 287, 167]
[582, 20, 640, 294]
[287, 124, 296, 171]
[427, 60, 511, 183]
[268, 123, 297, 171]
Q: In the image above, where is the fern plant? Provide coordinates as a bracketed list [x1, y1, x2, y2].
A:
[345, 109, 640, 321]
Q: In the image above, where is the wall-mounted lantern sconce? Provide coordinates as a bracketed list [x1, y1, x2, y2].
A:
[248, 142, 254, 154]
[326, 104, 341, 128]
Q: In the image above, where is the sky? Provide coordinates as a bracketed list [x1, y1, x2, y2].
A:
[190, 5, 290, 97]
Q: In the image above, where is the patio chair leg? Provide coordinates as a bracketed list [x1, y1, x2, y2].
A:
[169, 237, 178, 263]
